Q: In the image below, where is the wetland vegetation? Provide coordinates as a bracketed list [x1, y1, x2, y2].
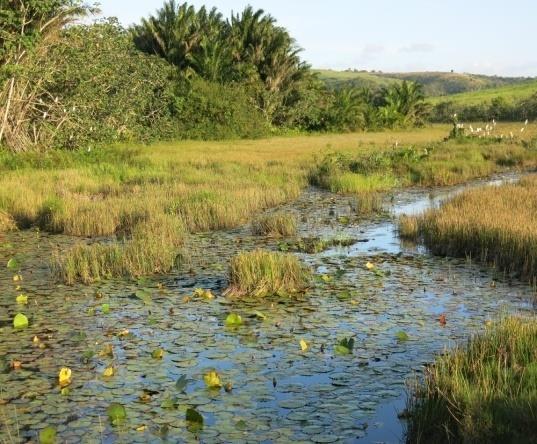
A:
[1, 1, 537, 443]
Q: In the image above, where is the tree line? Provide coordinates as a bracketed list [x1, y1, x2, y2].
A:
[0, 0, 428, 152]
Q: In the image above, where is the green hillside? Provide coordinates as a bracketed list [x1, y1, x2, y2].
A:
[428, 79, 537, 105]
[315, 69, 533, 97]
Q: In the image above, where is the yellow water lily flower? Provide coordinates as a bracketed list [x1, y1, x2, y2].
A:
[103, 367, 115, 377]
[203, 370, 222, 388]
[16, 294, 28, 305]
[300, 339, 309, 352]
[365, 262, 375, 270]
[59, 367, 72, 387]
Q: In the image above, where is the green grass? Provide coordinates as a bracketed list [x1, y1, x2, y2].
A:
[407, 316, 537, 443]
[428, 79, 537, 106]
[251, 212, 297, 237]
[225, 249, 310, 297]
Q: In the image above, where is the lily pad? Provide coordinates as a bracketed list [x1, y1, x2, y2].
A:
[39, 426, 57, 444]
[7, 258, 19, 270]
[225, 313, 243, 327]
[107, 403, 127, 426]
[13, 313, 29, 329]
[186, 407, 203, 431]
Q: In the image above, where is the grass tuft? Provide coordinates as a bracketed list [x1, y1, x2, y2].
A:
[415, 175, 537, 283]
[406, 316, 537, 443]
[355, 192, 384, 215]
[398, 215, 420, 240]
[53, 214, 185, 284]
[226, 249, 310, 297]
[251, 212, 297, 237]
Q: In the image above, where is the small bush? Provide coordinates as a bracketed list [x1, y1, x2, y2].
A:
[251, 212, 297, 237]
[226, 249, 310, 297]
[406, 316, 537, 443]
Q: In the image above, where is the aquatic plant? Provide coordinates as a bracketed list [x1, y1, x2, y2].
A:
[398, 215, 420, 240]
[251, 212, 297, 237]
[226, 249, 310, 297]
[406, 316, 537, 443]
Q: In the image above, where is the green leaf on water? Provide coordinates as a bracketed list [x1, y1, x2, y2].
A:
[235, 419, 248, 431]
[107, 403, 127, 426]
[39, 426, 57, 444]
[225, 313, 243, 327]
[396, 331, 410, 342]
[152, 348, 164, 359]
[7, 258, 19, 270]
[134, 289, 152, 305]
[320, 274, 333, 283]
[101, 304, 110, 314]
[186, 407, 203, 431]
[175, 375, 188, 392]
[13, 313, 28, 329]
[252, 310, 267, 320]
[335, 337, 355, 355]
[337, 291, 352, 301]
[161, 397, 178, 409]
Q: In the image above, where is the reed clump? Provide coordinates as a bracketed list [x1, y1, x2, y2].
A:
[226, 249, 310, 297]
[415, 175, 537, 282]
[251, 212, 297, 237]
[53, 214, 185, 284]
[406, 316, 537, 443]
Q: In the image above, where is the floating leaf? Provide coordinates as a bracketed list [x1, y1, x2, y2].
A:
[320, 274, 333, 283]
[101, 304, 110, 314]
[335, 337, 355, 355]
[203, 370, 222, 389]
[152, 348, 164, 359]
[39, 426, 57, 444]
[107, 403, 127, 426]
[134, 289, 152, 305]
[337, 291, 352, 301]
[161, 397, 178, 409]
[7, 258, 19, 270]
[235, 419, 248, 431]
[175, 375, 188, 392]
[300, 339, 309, 352]
[60, 387, 70, 396]
[186, 407, 203, 431]
[13, 313, 28, 329]
[58, 368, 72, 387]
[193, 288, 214, 300]
[252, 310, 267, 320]
[136, 425, 147, 432]
[225, 313, 243, 327]
[396, 331, 410, 342]
[16, 294, 28, 305]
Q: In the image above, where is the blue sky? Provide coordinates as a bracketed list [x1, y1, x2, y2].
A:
[95, 0, 536, 76]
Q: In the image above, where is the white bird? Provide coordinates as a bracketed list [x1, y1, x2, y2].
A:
[525, 119, 529, 125]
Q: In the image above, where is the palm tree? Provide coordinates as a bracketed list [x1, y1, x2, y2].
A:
[381, 81, 428, 127]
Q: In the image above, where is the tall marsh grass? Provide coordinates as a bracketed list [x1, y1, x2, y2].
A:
[414, 176, 537, 283]
[251, 212, 297, 237]
[407, 316, 537, 443]
[226, 249, 310, 297]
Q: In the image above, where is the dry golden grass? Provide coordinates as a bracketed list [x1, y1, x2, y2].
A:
[414, 175, 537, 282]
[226, 249, 310, 297]
[251, 212, 297, 237]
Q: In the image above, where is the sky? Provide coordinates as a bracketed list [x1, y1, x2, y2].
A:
[94, 0, 537, 77]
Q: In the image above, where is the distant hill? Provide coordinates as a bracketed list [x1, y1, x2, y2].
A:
[315, 69, 534, 97]
[427, 79, 537, 106]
